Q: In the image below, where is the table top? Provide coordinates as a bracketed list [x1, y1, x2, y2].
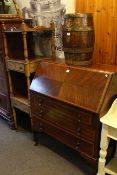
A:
[100, 98, 117, 129]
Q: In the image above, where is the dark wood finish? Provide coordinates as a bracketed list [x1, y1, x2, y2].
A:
[0, 27, 11, 124]
[62, 13, 95, 66]
[0, 0, 23, 126]
[30, 59, 117, 166]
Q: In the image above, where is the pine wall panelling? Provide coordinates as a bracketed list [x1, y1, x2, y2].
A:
[76, 0, 117, 65]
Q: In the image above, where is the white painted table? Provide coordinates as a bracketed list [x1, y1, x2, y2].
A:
[97, 99, 117, 175]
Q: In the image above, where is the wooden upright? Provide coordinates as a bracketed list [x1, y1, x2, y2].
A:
[1, 0, 55, 128]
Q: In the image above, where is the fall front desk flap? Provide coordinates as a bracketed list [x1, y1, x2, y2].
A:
[30, 59, 117, 115]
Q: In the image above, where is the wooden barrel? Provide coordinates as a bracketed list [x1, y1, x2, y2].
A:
[62, 13, 95, 66]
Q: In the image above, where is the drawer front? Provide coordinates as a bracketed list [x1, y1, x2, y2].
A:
[77, 124, 96, 142]
[7, 61, 25, 73]
[32, 116, 95, 158]
[0, 93, 8, 110]
[33, 107, 96, 142]
[3, 23, 23, 31]
[76, 139, 95, 158]
[29, 61, 40, 73]
[31, 92, 96, 127]
[11, 98, 30, 114]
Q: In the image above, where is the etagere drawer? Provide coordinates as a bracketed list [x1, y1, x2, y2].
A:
[7, 61, 25, 73]
[11, 97, 30, 114]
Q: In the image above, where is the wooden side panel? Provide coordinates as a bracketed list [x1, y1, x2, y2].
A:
[75, 0, 117, 65]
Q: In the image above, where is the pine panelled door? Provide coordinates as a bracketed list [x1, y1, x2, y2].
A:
[76, 0, 117, 65]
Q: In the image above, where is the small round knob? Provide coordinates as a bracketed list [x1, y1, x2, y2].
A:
[39, 127, 43, 131]
[38, 103, 42, 106]
[77, 141, 80, 146]
[75, 146, 79, 150]
[77, 127, 80, 132]
[39, 110, 43, 113]
[78, 119, 81, 123]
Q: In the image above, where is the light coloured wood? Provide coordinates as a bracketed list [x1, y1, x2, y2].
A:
[2, 19, 55, 128]
[105, 157, 117, 175]
[76, 0, 117, 65]
[97, 98, 117, 175]
[7, 58, 41, 75]
[11, 96, 30, 114]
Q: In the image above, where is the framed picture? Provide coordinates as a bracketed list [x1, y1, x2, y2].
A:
[0, 0, 22, 19]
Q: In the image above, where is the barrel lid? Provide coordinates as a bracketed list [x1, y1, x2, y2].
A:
[65, 13, 93, 18]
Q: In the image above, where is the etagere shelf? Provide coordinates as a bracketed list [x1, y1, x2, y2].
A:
[2, 19, 55, 129]
[0, 0, 23, 126]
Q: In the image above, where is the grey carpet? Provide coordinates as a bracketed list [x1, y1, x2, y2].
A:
[0, 117, 96, 175]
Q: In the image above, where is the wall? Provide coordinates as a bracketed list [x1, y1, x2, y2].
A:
[76, 0, 117, 65]
[61, 0, 76, 13]
[16, 0, 30, 9]
[16, 0, 76, 13]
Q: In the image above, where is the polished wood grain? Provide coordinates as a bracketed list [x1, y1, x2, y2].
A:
[30, 59, 117, 166]
[30, 59, 117, 114]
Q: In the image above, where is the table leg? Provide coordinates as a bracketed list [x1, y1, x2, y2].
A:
[97, 124, 109, 175]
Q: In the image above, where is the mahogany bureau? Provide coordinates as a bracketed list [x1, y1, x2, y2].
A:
[30, 59, 117, 166]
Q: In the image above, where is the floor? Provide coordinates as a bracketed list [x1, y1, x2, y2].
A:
[0, 117, 96, 175]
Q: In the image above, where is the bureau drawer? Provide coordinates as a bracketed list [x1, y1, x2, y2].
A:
[32, 107, 96, 142]
[31, 92, 96, 127]
[32, 116, 95, 158]
[0, 93, 8, 110]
